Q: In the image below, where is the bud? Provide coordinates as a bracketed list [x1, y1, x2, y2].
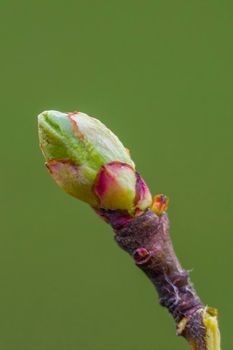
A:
[45, 159, 99, 207]
[94, 162, 136, 212]
[38, 110, 152, 214]
[151, 194, 169, 216]
[133, 247, 151, 265]
[203, 307, 221, 350]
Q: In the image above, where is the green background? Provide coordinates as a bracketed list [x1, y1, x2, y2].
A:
[1, 1, 232, 349]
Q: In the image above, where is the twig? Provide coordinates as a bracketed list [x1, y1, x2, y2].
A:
[99, 208, 220, 349]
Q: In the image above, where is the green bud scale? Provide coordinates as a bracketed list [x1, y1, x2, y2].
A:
[38, 110, 152, 215]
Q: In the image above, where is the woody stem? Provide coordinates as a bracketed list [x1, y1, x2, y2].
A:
[100, 209, 220, 350]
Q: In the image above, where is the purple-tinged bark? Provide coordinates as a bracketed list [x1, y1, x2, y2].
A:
[102, 208, 206, 349]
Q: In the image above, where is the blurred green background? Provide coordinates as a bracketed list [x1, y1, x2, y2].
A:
[0, 1, 232, 349]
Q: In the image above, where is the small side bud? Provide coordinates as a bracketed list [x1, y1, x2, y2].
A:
[133, 247, 151, 265]
[151, 194, 169, 216]
[203, 307, 221, 350]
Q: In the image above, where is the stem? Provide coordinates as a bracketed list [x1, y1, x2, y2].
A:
[100, 208, 221, 350]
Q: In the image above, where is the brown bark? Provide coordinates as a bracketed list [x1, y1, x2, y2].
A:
[100, 208, 207, 349]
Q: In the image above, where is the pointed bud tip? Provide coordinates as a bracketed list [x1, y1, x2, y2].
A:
[38, 110, 65, 128]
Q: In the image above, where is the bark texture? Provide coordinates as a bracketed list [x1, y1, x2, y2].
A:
[101, 208, 207, 349]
